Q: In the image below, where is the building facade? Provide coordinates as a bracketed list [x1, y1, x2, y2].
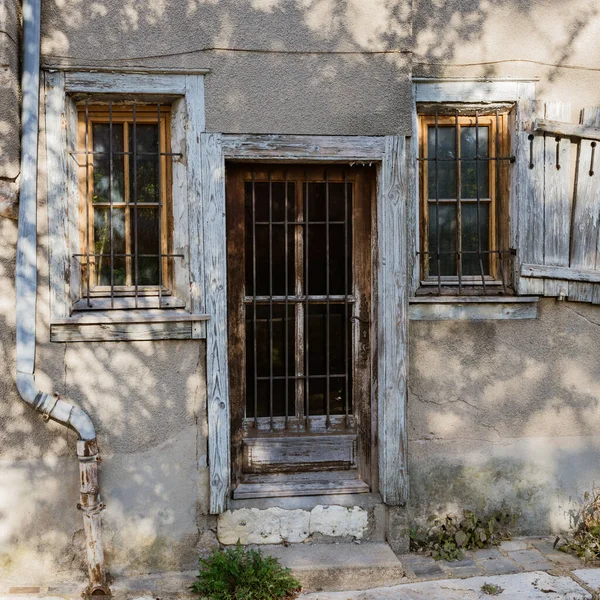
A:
[2, 0, 600, 589]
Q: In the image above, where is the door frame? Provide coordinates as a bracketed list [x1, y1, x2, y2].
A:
[206, 133, 411, 511]
[225, 164, 375, 491]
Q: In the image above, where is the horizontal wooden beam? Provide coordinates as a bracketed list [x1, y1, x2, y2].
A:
[409, 301, 538, 321]
[46, 65, 210, 75]
[64, 71, 188, 95]
[521, 263, 600, 283]
[533, 118, 600, 142]
[51, 310, 210, 325]
[222, 134, 386, 161]
[410, 296, 539, 304]
[50, 320, 207, 342]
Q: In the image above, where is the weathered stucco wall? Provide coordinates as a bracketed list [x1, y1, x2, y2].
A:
[2, 0, 600, 587]
[39, 0, 413, 136]
[413, 0, 600, 117]
[408, 299, 600, 533]
[0, 98, 214, 586]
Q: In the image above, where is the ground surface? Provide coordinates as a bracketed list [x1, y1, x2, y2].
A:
[1, 537, 599, 599]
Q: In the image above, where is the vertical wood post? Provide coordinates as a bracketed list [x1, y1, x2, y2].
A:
[377, 135, 409, 506]
[543, 101, 571, 297]
[516, 97, 545, 295]
[571, 107, 600, 303]
[200, 132, 231, 514]
[45, 71, 70, 320]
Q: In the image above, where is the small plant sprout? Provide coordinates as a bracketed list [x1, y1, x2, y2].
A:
[190, 541, 302, 600]
[481, 582, 504, 595]
[410, 510, 513, 561]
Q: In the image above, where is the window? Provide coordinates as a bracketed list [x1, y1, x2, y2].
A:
[418, 109, 513, 294]
[75, 103, 174, 308]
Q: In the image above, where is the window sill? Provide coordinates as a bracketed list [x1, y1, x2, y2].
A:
[50, 309, 210, 342]
[408, 296, 539, 321]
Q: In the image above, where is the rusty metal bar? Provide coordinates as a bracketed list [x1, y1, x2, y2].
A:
[251, 173, 258, 427]
[108, 102, 115, 307]
[268, 173, 274, 431]
[133, 103, 139, 308]
[284, 171, 289, 428]
[434, 110, 441, 293]
[455, 110, 462, 294]
[325, 170, 331, 429]
[475, 112, 487, 293]
[343, 170, 350, 427]
[304, 170, 310, 429]
[157, 104, 163, 308]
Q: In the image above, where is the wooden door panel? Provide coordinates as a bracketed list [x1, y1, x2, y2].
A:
[242, 434, 357, 473]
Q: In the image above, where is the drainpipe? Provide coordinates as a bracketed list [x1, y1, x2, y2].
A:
[16, 0, 110, 595]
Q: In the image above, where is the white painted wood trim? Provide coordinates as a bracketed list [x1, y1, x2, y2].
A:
[377, 136, 409, 506]
[409, 302, 537, 321]
[46, 65, 210, 76]
[414, 80, 535, 103]
[50, 320, 205, 342]
[410, 296, 538, 303]
[222, 134, 385, 161]
[45, 71, 70, 321]
[185, 75, 207, 338]
[64, 71, 187, 95]
[200, 133, 231, 514]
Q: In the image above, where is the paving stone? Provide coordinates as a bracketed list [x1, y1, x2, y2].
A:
[304, 571, 592, 599]
[500, 539, 530, 552]
[481, 557, 523, 574]
[530, 539, 585, 568]
[407, 560, 446, 579]
[469, 547, 502, 560]
[572, 568, 600, 589]
[508, 549, 554, 570]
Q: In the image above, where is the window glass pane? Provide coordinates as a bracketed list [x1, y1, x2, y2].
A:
[129, 124, 159, 203]
[92, 123, 125, 204]
[244, 181, 295, 296]
[130, 206, 160, 285]
[427, 126, 456, 199]
[461, 126, 489, 198]
[305, 182, 353, 296]
[245, 304, 295, 418]
[306, 304, 351, 416]
[93, 207, 125, 285]
[461, 203, 490, 276]
[428, 203, 457, 277]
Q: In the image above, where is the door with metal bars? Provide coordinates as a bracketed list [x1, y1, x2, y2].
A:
[226, 165, 374, 498]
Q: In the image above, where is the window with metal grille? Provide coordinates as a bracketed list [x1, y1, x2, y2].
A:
[418, 109, 515, 295]
[74, 102, 179, 309]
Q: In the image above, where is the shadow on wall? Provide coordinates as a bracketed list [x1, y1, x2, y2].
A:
[407, 300, 600, 533]
[1, 0, 600, 583]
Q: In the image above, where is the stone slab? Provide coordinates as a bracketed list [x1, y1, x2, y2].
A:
[470, 548, 503, 560]
[303, 571, 592, 599]
[480, 557, 523, 575]
[260, 542, 404, 591]
[508, 549, 553, 570]
[572, 569, 600, 589]
[500, 540, 531, 552]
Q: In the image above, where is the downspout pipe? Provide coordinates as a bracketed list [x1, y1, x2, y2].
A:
[16, 0, 110, 595]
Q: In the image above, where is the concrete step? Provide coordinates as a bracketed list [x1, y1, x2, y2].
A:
[259, 542, 405, 592]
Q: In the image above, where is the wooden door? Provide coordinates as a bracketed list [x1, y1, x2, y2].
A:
[226, 164, 374, 498]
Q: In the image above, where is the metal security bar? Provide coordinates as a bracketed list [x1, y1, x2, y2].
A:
[244, 169, 354, 432]
[72, 101, 182, 309]
[418, 109, 516, 295]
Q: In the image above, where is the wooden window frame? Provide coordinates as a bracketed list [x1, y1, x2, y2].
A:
[419, 113, 510, 287]
[76, 104, 173, 298]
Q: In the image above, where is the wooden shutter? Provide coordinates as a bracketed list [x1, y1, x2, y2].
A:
[517, 102, 600, 303]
